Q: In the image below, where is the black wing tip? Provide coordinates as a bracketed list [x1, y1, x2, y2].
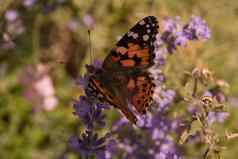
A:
[141, 16, 159, 28]
[143, 15, 157, 19]
[143, 16, 158, 21]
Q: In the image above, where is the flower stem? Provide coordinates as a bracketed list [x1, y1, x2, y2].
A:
[192, 78, 198, 97]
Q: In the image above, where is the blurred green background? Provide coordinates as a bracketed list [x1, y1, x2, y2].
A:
[0, 0, 238, 158]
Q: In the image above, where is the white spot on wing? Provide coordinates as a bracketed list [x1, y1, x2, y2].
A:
[139, 20, 145, 25]
[132, 33, 139, 39]
[147, 29, 151, 33]
[143, 34, 149, 41]
[128, 31, 133, 37]
[146, 24, 150, 28]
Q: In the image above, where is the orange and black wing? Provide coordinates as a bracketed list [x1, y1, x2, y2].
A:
[103, 16, 159, 70]
[127, 72, 155, 114]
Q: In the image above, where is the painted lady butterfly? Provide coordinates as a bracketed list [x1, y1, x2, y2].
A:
[85, 16, 159, 124]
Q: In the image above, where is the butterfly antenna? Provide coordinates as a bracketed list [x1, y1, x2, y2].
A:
[88, 30, 93, 64]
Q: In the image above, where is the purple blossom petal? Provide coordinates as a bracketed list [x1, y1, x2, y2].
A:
[23, 0, 37, 8]
[183, 16, 210, 40]
[83, 14, 95, 29]
[73, 96, 107, 128]
[5, 10, 18, 22]
[175, 31, 188, 46]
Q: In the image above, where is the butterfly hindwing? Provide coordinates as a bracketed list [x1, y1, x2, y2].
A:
[129, 73, 155, 114]
[103, 16, 159, 70]
[86, 74, 137, 124]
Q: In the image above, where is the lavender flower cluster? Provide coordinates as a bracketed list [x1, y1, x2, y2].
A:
[70, 15, 213, 159]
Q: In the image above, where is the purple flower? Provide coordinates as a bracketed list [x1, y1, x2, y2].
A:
[163, 17, 181, 33]
[83, 14, 95, 29]
[5, 9, 18, 22]
[174, 31, 188, 46]
[137, 113, 153, 128]
[69, 130, 113, 159]
[160, 31, 177, 53]
[158, 16, 210, 54]
[23, 0, 37, 8]
[153, 89, 176, 110]
[207, 111, 229, 125]
[154, 138, 181, 159]
[183, 16, 210, 40]
[110, 109, 182, 159]
[73, 96, 109, 129]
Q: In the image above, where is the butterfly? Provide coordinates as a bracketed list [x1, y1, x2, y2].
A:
[85, 16, 159, 124]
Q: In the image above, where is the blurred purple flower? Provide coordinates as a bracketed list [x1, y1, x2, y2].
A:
[2, 9, 25, 48]
[19, 64, 58, 111]
[207, 111, 229, 125]
[23, 0, 37, 8]
[5, 9, 18, 22]
[83, 14, 95, 29]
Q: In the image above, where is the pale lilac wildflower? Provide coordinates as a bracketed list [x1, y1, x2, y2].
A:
[23, 0, 37, 8]
[83, 14, 95, 29]
[5, 10, 18, 22]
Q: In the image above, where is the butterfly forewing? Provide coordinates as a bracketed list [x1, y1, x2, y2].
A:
[103, 16, 159, 71]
